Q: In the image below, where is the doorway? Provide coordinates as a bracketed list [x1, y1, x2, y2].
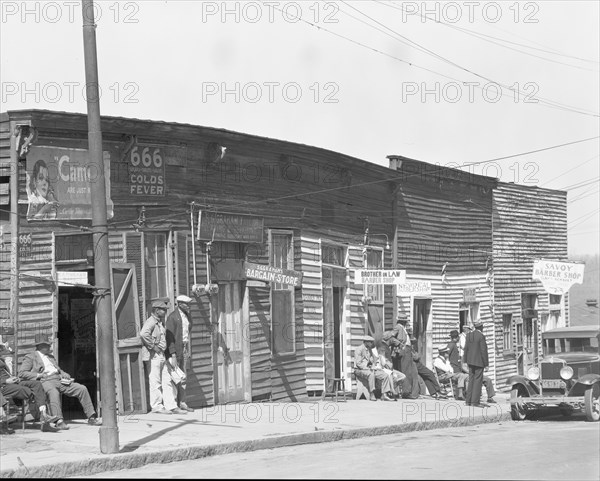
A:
[57, 279, 96, 419]
[215, 281, 249, 404]
[323, 282, 344, 386]
[413, 298, 432, 367]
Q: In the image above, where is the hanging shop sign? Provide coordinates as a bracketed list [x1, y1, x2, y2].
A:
[26, 146, 113, 220]
[197, 211, 264, 243]
[532, 260, 585, 295]
[354, 269, 406, 285]
[18, 233, 32, 258]
[245, 262, 302, 288]
[463, 287, 477, 303]
[397, 281, 432, 296]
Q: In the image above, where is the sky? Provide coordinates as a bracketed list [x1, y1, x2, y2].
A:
[1, 0, 599, 257]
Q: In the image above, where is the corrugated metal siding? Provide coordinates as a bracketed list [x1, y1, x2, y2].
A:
[300, 236, 324, 393]
[0, 116, 10, 205]
[0, 227, 11, 338]
[492, 182, 568, 387]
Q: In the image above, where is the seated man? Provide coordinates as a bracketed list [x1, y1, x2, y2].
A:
[0, 391, 16, 435]
[433, 345, 468, 400]
[411, 339, 447, 400]
[19, 334, 99, 430]
[354, 335, 393, 401]
[376, 341, 405, 399]
[1, 348, 59, 433]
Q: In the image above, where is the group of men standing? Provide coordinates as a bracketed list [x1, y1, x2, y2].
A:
[354, 316, 496, 406]
[140, 294, 195, 415]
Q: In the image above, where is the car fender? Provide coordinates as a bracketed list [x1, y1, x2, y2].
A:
[569, 374, 600, 396]
[506, 375, 538, 396]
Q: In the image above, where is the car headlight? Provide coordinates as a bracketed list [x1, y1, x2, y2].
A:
[560, 366, 574, 380]
[527, 367, 540, 381]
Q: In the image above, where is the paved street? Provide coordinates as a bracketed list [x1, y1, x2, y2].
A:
[83, 417, 600, 479]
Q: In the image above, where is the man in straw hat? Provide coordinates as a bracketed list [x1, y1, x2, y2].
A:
[141, 300, 187, 415]
[19, 333, 97, 430]
[354, 335, 393, 401]
[166, 294, 195, 412]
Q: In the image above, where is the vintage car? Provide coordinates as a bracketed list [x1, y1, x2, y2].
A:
[506, 325, 600, 422]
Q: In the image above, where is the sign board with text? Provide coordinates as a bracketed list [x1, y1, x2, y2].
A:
[127, 144, 166, 196]
[532, 260, 585, 295]
[197, 211, 264, 243]
[245, 262, 302, 288]
[354, 269, 406, 285]
[397, 281, 432, 296]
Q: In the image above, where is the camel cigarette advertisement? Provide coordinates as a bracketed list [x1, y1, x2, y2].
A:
[26, 146, 113, 221]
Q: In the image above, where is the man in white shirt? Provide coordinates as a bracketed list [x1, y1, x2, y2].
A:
[18, 334, 97, 430]
[433, 345, 468, 400]
[166, 295, 194, 412]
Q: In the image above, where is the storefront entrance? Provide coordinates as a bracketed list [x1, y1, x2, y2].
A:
[215, 281, 250, 403]
[57, 280, 96, 419]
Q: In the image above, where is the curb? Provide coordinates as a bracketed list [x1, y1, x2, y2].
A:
[0, 410, 512, 478]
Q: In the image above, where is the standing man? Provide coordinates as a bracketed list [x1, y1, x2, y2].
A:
[18, 334, 98, 430]
[463, 319, 489, 408]
[166, 294, 194, 412]
[354, 335, 393, 401]
[459, 325, 471, 359]
[141, 300, 186, 415]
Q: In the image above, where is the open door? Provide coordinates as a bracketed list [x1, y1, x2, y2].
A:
[109, 262, 147, 414]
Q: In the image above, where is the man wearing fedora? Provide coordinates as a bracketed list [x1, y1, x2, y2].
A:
[354, 335, 393, 401]
[18, 333, 98, 430]
[166, 294, 194, 412]
[462, 319, 489, 407]
[1, 343, 61, 432]
[141, 300, 186, 415]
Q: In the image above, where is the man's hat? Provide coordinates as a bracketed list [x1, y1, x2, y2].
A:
[473, 319, 484, 328]
[34, 333, 51, 347]
[152, 300, 169, 310]
[176, 295, 193, 304]
[438, 345, 449, 354]
[449, 329, 459, 338]
[0, 344, 12, 356]
[362, 335, 375, 342]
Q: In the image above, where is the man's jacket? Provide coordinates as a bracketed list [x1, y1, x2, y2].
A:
[463, 329, 489, 368]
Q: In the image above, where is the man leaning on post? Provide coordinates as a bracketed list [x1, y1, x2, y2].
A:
[166, 294, 194, 412]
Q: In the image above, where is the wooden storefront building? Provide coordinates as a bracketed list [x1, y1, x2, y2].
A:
[1, 109, 399, 411]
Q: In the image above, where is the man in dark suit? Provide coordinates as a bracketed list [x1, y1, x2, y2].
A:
[18, 334, 98, 430]
[463, 319, 489, 407]
[166, 295, 194, 412]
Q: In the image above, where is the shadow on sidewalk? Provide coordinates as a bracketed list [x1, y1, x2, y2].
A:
[119, 418, 243, 453]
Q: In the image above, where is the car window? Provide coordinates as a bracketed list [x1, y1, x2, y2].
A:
[566, 337, 598, 353]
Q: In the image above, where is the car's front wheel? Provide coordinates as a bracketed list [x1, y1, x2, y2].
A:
[510, 387, 528, 421]
[584, 384, 600, 422]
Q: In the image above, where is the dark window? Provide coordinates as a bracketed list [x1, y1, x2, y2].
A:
[270, 231, 295, 356]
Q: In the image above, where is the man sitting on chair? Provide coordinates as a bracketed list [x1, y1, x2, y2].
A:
[433, 345, 468, 400]
[19, 334, 98, 430]
[354, 335, 393, 401]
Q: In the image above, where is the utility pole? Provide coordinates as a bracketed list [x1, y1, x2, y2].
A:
[81, 0, 119, 453]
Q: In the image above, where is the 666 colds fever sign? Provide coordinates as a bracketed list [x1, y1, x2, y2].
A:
[128, 144, 165, 196]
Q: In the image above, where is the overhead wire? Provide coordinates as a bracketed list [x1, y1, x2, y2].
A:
[339, 1, 599, 117]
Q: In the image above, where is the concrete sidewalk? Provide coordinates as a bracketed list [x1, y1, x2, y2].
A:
[0, 395, 512, 478]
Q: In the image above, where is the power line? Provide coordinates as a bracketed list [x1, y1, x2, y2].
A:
[377, 0, 600, 68]
[339, 1, 599, 117]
